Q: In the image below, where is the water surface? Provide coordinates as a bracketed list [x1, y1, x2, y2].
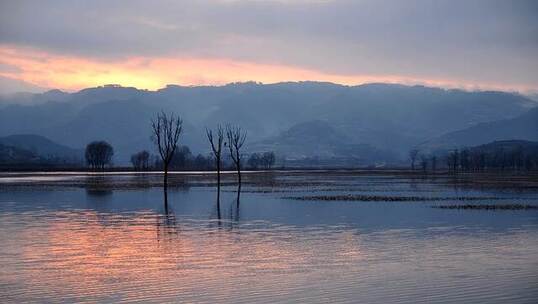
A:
[1, 171, 537, 303]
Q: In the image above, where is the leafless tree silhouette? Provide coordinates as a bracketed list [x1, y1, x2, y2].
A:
[130, 150, 150, 170]
[409, 149, 419, 170]
[151, 111, 183, 200]
[85, 141, 114, 170]
[447, 149, 459, 173]
[226, 124, 247, 190]
[206, 125, 225, 206]
[419, 154, 428, 172]
[261, 151, 276, 169]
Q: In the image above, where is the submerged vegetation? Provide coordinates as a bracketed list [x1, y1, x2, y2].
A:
[284, 194, 508, 202]
[432, 204, 538, 210]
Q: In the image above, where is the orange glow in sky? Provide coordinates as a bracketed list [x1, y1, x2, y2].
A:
[0, 45, 530, 92]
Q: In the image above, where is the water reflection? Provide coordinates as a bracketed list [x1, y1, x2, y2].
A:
[210, 199, 222, 228]
[86, 188, 113, 197]
[231, 189, 241, 226]
[235, 184, 241, 207]
[1, 172, 538, 303]
[157, 204, 179, 242]
[164, 188, 169, 212]
[86, 175, 114, 197]
[1, 209, 537, 303]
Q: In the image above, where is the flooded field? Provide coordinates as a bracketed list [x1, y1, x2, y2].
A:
[1, 171, 538, 303]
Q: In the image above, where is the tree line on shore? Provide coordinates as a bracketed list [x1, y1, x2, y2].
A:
[83, 111, 276, 204]
[128, 146, 276, 171]
[80, 111, 280, 210]
[408, 142, 538, 173]
[84, 141, 276, 171]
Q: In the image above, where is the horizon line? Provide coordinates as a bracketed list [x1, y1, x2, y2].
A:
[4, 79, 537, 97]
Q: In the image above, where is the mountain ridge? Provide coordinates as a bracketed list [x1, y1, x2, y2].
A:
[0, 82, 535, 164]
[419, 107, 538, 153]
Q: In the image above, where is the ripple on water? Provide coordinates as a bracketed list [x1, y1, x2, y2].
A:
[0, 209, 537, 303]
[1, 171, 538, 303]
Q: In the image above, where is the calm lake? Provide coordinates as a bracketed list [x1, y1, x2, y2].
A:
[1, 171, 537, 303]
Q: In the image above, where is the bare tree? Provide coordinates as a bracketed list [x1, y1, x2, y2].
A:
[130, 150, 150, 171]
[151, 111, 183, 196]
[409, 149, 419, 170]
[448, 149, 460, 173]
[460, 149, 470, 171]
[247, 153, 261, 170]
[85, 141, 114, 170]
[447, 149, 460, 173]
[419, 154, 428, 173]
[261, 151, 276, 169]
[512, 145, 524, 170]
[206, 125, 225, 204]
[226, 124, 247, 189]
[247, 152, 275, 170]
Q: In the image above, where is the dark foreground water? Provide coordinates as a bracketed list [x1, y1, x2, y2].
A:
[1, 171, 537, 303]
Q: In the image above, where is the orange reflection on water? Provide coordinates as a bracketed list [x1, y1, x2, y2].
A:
[11, 210, 364, 302]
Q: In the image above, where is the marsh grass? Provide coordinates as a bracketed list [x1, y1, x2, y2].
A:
[432, 204, 538, 210]
[284, 194, 510, 202]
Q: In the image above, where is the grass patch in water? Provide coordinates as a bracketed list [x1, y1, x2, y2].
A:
[284, 194, 506, 202]
[432, 204, 538, 210]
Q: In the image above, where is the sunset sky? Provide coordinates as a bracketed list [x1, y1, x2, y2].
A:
[0, 0, 537, 93]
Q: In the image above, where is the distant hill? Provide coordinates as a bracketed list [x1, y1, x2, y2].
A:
[0, 82, 535, 164]
[0, 134, 81, 161]
[419, 107, 538, 153]
[39, 99, 160, 162]
[253, 120, 397, 165]
[0, 144, 39, 164]
[526, 93, 538, 103]
[469, 140, 538, 154]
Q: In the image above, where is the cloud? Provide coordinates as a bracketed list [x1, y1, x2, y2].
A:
[2, 45, 533, 93]
[0, 62, 21, 73]
[0, 0, 537, 91]
[0, 75, 47, 95]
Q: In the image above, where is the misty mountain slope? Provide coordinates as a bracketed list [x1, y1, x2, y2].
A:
[32, 98, 205, 162]
[0, 89, 70, 107]
[314, 85, 534, 143]
[260, 120, 349, 148]
[199, 82, 346, 138]
[0, 144, 39, 164]
[65, 85, 152, 111]
[0, 76, 47, 96]
[526, 93, 538, 103]
[196, 83, 534, 151]
[0, 101, 78, 136]
[0, 134, 80, 159]
[253, 120, 396, 163]
[39, 99, 163, 161]
[470, 140, 538, 154]
[419, 107, 538, 152]
[0, 82, 535, 163]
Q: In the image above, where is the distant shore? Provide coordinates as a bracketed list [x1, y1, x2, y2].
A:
[2, 166, 538, 175]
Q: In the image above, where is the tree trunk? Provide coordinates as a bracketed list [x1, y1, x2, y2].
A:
[163, 164, 168, 192]
[237, 166, 241, 189]
[216, 161, 221, 220]
[163, 163, 169, 207]
[236, 165, 241, 207]
[216, 162, 221, 203]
